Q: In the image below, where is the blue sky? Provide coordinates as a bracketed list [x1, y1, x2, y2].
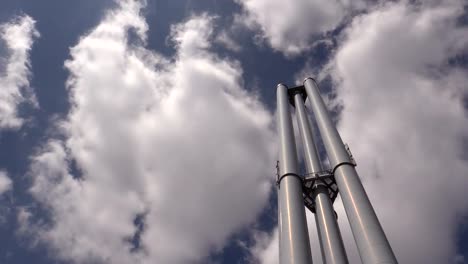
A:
[0, 0, 467, 263]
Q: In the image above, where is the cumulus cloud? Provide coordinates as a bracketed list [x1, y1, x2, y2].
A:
[252, 0, 468, 263]
[332, 1, 468, 263]
[0, 15, 38, 129]
[0, 170, 12, 195]
[235, 0, 366, 56]
[25, 1, 275, 263]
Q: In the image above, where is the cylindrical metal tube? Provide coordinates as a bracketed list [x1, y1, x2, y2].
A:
[277, 84, 313, 264]
[303, 77, 397, 264]
[293, 93, 322, 173]
[314, 187, 348, 264]
[293, 93, 349, 264]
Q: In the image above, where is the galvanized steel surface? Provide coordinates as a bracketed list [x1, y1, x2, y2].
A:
[293, 93, 349, 264]
[303, 78, 398, 264]
[293, 93, 323, 173]
[277, 84, 313, 264]
[314, 188, 349, 264]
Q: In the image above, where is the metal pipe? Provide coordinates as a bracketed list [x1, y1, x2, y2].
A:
[277, 83, 313, 264]
[314, 187, 348, 264]
[292, 93, 322, 173]
[303, 77, 397, 264]
[293, 93, 349, 264]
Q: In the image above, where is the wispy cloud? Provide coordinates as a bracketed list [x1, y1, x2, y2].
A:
[0, 170, 12, 195]
[0, 15, 39, 129]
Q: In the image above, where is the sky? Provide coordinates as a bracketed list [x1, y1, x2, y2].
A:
[0, 0, 467, 263]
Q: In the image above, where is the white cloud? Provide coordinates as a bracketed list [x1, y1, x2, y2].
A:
[253, 0, 468, 263]
[0, 15, 39, 129]
[332, 1, 468, 263]
[25, 1, 276, 263]
[235, 0, 364, 56]
[215, 30, 242, 52]
[0, 170, 12, 195]
[249, 229, 278, 263]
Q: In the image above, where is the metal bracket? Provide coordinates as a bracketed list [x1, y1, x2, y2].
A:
[277, 141, 351, 213]
[276, 160, 280, 186]
[276, 161, 303, 188]
[287, 85, 307, 106]
[344, 143, 356, 166]
[331, 144, 357, 174]
[302, 170, 339, 213]
[276, 161, 339, 212]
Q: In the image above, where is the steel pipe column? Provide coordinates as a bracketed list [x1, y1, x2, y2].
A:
[303, 78, 397, 264]
[293, 93, 349, 264]
[277, 84, 313, 264]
